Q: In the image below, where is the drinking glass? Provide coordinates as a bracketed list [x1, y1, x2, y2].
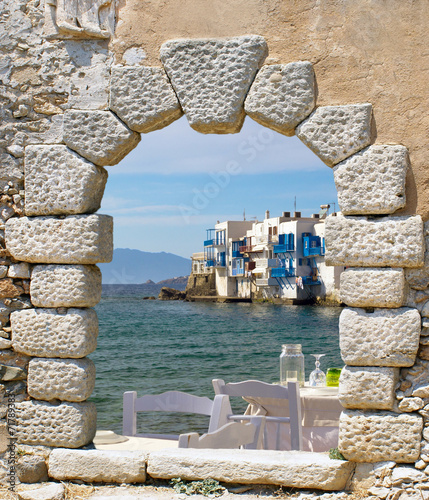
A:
[309, 354, 326, 387]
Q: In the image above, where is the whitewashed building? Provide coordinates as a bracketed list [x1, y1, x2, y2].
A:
[201, 210, 343, 303]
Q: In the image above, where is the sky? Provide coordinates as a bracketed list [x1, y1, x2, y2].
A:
[100, 115, 338, 259]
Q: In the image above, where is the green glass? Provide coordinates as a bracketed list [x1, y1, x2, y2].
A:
[326, 368, 342, 387]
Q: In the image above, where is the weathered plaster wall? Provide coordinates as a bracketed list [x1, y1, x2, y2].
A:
[112, 0, 429, 218]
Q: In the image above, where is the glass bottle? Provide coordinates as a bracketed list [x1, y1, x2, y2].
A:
[280, 344, 305, 387]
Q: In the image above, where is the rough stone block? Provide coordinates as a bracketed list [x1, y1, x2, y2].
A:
[0, 278, 23, 298]
[16, 454, 49, 483]
[339, 307, 421, 367]
[338, 366, 399, 410]
[403, 359, 429, 399]
[30, 264, 101, 308]
[338, 409, 422, 463]
[11, 308, 98, 358]
[63, 110, 140, 166]
[6, 214, 113, 264]
[28, 358, 96, 402]
[17, 483, 64, 500]
[325, 214, 424, 268]
[48, 449, 147, 483]
[160, 36, 268, 134]
[405, 222, 429, 290]
[148, 448, 354, 490]
[244, 62, 315, 136]
[296, 104, 373, 166]
[333, 145, 408, 215]
[7, 262, 30, 279]
[15, 400, 96, 448]
[340, 268, 406, 308]
[24, 145, 108, 216]
[110, 66, 183, 133]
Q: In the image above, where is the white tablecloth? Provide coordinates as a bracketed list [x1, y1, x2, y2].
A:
[245, 386, 342, 452]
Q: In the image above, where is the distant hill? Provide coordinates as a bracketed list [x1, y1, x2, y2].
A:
[98, 248, 191, 284]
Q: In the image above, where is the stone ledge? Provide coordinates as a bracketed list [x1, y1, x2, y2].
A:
[147, 448, 355, 491]
[48, 449, 147, 483]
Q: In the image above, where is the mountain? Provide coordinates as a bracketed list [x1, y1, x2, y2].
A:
[98, 248, 191, 284]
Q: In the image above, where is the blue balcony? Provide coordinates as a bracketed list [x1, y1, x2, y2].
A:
[271, 267, 295, 278]
[204, 239, 215, 247]
[302, 235, 325, 257]
[273, 243, 294, 254]
[232, 267, 245, 276]
[205, 260, 215, 267]
[302, 276, 321, 285]
[232, 250, 241, 258]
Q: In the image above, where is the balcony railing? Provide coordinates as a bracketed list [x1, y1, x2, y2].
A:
[302, 276, 321, 285]
[303, 246, 324, 257]
[271, 268, 295, 278]
[232, 268, 245, 276]
[205, 259, 215, 267]
[254, 258, 278, 268]
[273, 243, 294, 254]
[239, 245, 253, 253]
[255, 278, 277, 287]
[204, 239, 215, 247]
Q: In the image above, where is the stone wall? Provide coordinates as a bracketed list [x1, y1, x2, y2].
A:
[1, 0, 429, 494]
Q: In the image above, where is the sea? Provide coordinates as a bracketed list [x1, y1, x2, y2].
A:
[89, 285, 343, 436]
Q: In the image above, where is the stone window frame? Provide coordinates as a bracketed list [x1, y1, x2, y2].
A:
[5, 35, 427, 485]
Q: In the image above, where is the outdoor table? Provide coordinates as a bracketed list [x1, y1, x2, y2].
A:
[244, 385, 342, 452]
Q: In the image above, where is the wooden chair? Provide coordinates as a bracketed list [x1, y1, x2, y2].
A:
[211, 379, 303, 450]
[122, 390, 257, 449]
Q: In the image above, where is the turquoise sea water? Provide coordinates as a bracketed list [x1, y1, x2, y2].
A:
[90, 286, 343, 435]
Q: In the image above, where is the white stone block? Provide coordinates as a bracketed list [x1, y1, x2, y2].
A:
[160, 36, 268, 134]
[28, 357, 96, 402]
[6, 214, 113, 264]
[7, 262, 30, 279]
[339, 307, 421, 367]
[110, 66, 182, 133]
[48, 449, 147, 483]
[325, 214, 424, 268]
[333, 145, 408, 215]
[296, 104, 373, 167]
[15, 400, 96, 448]
[30, 264, 101, 308]
[147, 448, 354, 490]
[340, 268, 406, 308]
[63, 110, 140, 166]
[24, 145, 108, 216]
[338, 409, 422, 463]
[244, 62, 315, 136]
[11, 308, 98, 358]
[17, 483, 65, 500]
[338, 366, 399, 410]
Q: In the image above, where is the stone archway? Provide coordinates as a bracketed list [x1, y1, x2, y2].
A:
[3, 33, 426, 485]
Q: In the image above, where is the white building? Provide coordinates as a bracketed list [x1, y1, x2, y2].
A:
[201, 210, 343, 304]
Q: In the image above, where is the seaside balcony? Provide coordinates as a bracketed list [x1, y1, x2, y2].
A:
[204, 238, 215, 247]
[255, 277, 278, 287]
[239, 245, 253, 253]
[271, 267, 295, 278]
[303, 246, 324, 257]
[273, 243, 294, 254]
[232, 267, 245, 276]
[302, 276, 321, 285]
[254, 258, 278, 269]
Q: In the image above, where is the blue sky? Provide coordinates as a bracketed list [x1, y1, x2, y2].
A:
[100, 115, 338, 259]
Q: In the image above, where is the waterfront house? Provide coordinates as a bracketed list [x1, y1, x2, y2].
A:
[193, 209, 343, 304]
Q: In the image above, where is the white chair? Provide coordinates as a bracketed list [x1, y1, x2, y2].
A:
[211, 379, 303, 451]
[122, 390, 257, 449]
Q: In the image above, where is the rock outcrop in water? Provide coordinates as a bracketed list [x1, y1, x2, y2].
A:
[158, 287, 186, 301]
